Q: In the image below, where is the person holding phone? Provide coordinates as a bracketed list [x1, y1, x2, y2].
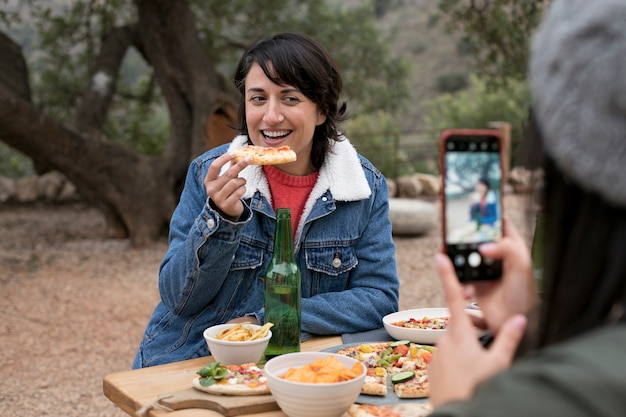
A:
[428, 0, 626, 415]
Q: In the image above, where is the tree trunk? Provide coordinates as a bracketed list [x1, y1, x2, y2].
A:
[0, 0, 238, 247]
[0, 32, 30, 102]
[0, 84, 173, 246]
[134, 0, 238, 166]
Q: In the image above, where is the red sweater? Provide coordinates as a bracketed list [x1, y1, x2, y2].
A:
[263, 165, 319, 233]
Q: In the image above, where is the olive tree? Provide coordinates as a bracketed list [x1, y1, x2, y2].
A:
[0, 0, 408, 246]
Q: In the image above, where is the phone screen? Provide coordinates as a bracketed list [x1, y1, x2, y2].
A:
[442, 132, 503, 281]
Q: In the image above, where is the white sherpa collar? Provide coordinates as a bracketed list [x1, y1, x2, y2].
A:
[223, 135, 371, 240]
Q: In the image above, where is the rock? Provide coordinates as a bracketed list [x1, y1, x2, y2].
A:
[0, 175, 15, 202]
[388, 198, 437, 236]
[396, 175, 423, 198]
[386, 178, 397, 198]
[15, 175, 39, 202]
[38, 171, 66, 200]
[412, 173, 440, 196]
[57, 180, 78, 202]
[508, 166, 533, 193]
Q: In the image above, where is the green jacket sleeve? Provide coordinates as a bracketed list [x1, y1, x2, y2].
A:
[430, 325, 626, 417]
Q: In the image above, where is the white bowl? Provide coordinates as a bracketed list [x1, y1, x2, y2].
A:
[264, 352, 366, 417]
[383, 307, 484, 345]
[203, 323, 271, 365]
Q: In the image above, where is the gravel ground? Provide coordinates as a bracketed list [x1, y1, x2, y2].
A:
[0, 194, 531, 417]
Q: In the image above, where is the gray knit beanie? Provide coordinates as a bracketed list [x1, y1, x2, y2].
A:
[530, 0, 626, 207]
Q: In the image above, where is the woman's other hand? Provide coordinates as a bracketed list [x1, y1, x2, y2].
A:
[226, 316, 260, 325]
[203, 152, 251, 221]
[428, 253, 527, 408]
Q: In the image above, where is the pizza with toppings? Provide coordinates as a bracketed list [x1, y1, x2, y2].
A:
[232, 145, 297, 165]
[347, 402, 433, 417]
[391, 316, 450, 330]
[192, 361, 270, 396]
[335, 341, 435, 399]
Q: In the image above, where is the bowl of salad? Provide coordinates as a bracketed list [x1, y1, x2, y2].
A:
[383, 307, 484, 344]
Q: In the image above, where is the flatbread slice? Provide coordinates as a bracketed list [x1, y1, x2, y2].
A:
[393, 370, 429, 399]
[192, 363, 270, 396]
[362, 366, 388, 396]
[347, 403, 433, 417]
[232, 145, 297, 165]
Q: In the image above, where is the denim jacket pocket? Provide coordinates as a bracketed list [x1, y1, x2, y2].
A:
[230, 237, 266, 271]
[305, 245, 358, 276]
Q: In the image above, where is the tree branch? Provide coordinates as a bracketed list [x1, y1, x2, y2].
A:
[0, 31, 31, 102]
[73, 23, 140, 137]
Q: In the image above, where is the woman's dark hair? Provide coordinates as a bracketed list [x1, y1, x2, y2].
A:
[527, 112, 626, 349]
[233, 32, 348, 169]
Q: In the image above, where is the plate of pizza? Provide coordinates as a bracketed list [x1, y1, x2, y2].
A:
[324, 341, 435, 405]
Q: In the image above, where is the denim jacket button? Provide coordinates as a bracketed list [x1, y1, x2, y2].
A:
[332, 257, 342, 268]
[322, 196, 328, 202]
[206, 218, 215, 228]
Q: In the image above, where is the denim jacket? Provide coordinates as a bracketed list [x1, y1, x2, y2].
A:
[132, 135, 399, 368]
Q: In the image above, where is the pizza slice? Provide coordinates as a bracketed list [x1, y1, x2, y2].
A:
[232, 145, 297, 165]
[336, 342, 392, 397]
[192, 362, 270, 396]
[347, 403, 433, 417]
[392, 370, 429, 399]
[362, 366, 388, 396]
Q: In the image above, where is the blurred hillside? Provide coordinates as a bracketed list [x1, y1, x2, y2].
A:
[337, 0, 472, 131]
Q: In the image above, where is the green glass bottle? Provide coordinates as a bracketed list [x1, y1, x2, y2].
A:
[264, 208, 301, 359]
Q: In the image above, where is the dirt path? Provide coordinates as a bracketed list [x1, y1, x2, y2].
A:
[0, 195, 531, 416]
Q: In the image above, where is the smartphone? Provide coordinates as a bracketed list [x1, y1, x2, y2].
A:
[440, 129, 504, 281]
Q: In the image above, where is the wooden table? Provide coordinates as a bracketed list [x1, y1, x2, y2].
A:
[103, 336, 343, 417]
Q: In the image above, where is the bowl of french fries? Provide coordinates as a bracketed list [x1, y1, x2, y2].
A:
[264, 352, 366, 417]
[203, 322, 273, 365]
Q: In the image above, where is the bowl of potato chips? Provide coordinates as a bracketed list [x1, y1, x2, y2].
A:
[264, 352, 366, 417]
[203, 322, 273, 365]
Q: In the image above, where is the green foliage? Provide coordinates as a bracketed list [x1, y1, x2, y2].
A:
[29, 0, 134, 122]
[106, 96, 169, 155]
[423, 74, 530, 144]
[0, 143, 34, 178]
[436, 72, 468, 93]
[456, 36, 473, 56]
[437, 0, 546, 88]
[373, 0, 405, 18]
[348, 111, 410, 179]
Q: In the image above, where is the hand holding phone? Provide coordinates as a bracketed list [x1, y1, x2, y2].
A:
[440, 129, 504, 281]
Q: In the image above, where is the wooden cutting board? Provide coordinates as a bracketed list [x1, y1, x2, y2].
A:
[153, 388, 280, 416]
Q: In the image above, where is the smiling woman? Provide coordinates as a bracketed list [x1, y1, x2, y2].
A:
[131, 32, 400, 369]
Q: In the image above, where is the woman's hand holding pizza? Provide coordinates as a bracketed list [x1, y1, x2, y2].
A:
[428, 252, 527, 408]
[203, 152, 251, 221]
